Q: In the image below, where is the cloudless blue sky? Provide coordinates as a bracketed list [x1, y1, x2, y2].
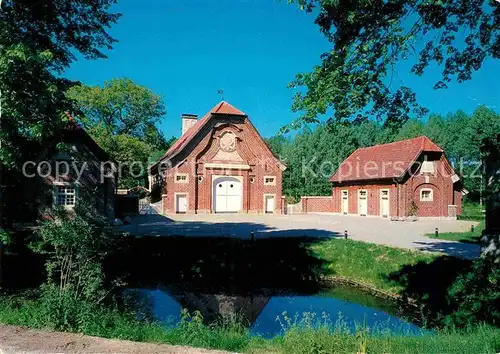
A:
[65, 0, 500, 139]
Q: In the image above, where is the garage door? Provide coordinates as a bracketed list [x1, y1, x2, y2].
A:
[213, 177, 241, 213]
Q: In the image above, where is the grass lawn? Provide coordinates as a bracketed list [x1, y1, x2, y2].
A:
[457, 202, 485, 221]
[427, 221, 485, 244]
[309, 238, 438, 294]
[0, 295, 499, 354]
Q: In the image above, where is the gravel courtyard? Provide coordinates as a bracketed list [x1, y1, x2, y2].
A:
[120, 212, 481, 259]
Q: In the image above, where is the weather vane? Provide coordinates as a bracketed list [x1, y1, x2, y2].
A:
[217, 89, 224, 101]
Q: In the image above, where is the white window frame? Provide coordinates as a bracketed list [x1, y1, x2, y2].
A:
[174, 173, 189, 184]
[53, 182, 77, 209]
[420, 188, 433, 202]
[264, 176, 276, 186]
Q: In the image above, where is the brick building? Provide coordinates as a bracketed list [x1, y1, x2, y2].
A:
[328, 136, 463, 219]
[150, 101, 286, 214]
[2, 114, 116, 224]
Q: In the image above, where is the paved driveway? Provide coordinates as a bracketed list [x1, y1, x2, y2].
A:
[120, 212, 481, 259]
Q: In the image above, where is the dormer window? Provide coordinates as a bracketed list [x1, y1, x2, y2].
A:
[421, 155, 435, 174]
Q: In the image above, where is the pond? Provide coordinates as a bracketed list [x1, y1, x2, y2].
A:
[125, 283, 423, 338]
[109, 236, 426, 338]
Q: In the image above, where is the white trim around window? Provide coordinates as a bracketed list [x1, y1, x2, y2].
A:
[53, 182, 77, 208]
[264, 176, 276, 186]
[174, 173, 189, 184]
[420, 188, 433, 202]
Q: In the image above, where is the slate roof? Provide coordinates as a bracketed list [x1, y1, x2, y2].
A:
[329, 136, 444, 183]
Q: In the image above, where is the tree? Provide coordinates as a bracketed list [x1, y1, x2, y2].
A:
[0, 0, 120, 168]
[0, 0, 120, 263]
[67, 78, 166, 139]
[286, 0, 499, 130]
[266, 135, 290, 159]
[67, 78, 173, 188]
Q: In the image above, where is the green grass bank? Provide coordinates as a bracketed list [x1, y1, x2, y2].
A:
[0, 295, 498, 354]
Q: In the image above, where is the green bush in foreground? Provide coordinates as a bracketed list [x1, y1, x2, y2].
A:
[446, 257, 500, 327]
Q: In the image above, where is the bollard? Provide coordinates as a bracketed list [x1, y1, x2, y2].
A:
[250, 231, 255, 242]
[344, 230, 348, 239]
[435, 227, 439, 237]
[471, 225, 475, 233]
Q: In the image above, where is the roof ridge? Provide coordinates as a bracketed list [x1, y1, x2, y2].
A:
[211, 101, 246, 116]
[357, 136, 426, 150]
[212, 101, 224, 114]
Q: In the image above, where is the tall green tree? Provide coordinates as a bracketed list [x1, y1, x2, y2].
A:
[67, 78, 173, 188]
[67, 78, 166, 141]
[0, 0, 120, 168]
[0, 0, 120, 283]
[286, 0, 499, 129]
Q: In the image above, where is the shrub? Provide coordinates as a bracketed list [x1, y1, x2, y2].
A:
[28, 205, 119, 331]
[445, 258, 500, 327]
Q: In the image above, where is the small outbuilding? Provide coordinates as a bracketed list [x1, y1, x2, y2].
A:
[329, 136, 463, 219]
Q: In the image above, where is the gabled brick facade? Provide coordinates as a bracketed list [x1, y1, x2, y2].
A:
[329, 137, 463, 219]
[150, 101, 286, 214]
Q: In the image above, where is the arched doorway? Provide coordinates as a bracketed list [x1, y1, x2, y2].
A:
[213, 176, 242, 213]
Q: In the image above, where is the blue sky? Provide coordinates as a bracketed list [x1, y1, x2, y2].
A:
[65, 0, 500, 139]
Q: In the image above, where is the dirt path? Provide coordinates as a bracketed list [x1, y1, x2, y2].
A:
[0, 325, 237, 354]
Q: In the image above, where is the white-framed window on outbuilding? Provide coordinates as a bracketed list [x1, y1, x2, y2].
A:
[175, 173, 189, 183]
[54, 184, 77, 208]
[420, 188, 433, 202]
[264, 176, 276, 186]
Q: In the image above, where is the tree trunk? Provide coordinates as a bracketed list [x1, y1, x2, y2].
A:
[482, 135, 500, 263]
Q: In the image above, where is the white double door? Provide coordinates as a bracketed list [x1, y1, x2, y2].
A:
[214, 177, 242, 213]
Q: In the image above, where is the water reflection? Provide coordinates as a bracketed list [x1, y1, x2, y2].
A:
[127, 285, 422, 338]
[111, 236, 424, 338]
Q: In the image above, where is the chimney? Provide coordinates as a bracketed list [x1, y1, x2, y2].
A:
[181, 114, 198, 135]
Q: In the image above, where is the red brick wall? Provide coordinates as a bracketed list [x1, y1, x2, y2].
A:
[402, 155, 456, 218]
[162, 115, 283, 214]
[330, 154, 462, 218]
[301, 196, 334, 213]
[331, 183, 396, 217]
[454, 190, 463, 215]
